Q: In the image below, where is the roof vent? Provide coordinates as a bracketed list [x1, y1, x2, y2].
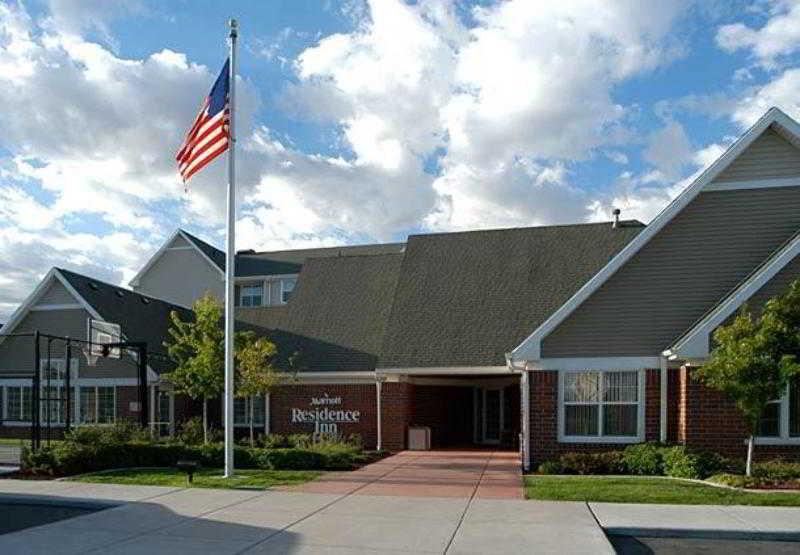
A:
[141, 297, 151, 305]
[236, 249, 256, 255]
[115, 290, 124, 298]
[88, 282, 99, 290]
[612, 208, 621, 229]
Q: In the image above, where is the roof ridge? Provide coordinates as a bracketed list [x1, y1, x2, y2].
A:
[407, 219, 645, 239]
[56, 267, 189, 311]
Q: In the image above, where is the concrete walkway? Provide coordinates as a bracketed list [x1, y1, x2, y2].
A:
[0, 479, 610, 554]
[282, 449, 523, 499]
[592, 502, 800, 541]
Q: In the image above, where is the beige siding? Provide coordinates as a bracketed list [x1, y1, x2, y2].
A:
[134, 248, 222, 307]
[542, 186, 800, 357]
[713, 127, 800, 183]
[36, 281, 75, 305]
[0, 308, 137, 378]
[169, 234, 191, 248]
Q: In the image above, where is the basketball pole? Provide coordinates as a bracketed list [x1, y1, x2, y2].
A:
[223, 18, 238, 479]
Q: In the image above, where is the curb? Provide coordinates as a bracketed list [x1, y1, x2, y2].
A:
[604, 526, 800, 542]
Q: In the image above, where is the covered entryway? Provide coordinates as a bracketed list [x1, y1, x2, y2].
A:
[408, 376, 520, 449]
[283, 449, 523, 499]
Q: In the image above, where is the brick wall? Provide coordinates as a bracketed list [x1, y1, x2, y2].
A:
[678, 366, 800, 461]
[269, 383, 380, 449]
[380, 382, 413, 451]
[530, 369, 661, 464]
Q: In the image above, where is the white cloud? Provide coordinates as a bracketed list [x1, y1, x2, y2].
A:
[731, 67, 800, 126]
[642, 120, 693, 181]
[716, 1, 800, 69]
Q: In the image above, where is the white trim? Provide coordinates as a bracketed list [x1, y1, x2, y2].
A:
[557, 369, 646, 444]
[30, 303, 84, 311]
[279, 277, 296, 305]
[376, 378, 383, 451]
[378, 366, 511, 376]
[753, 437, 800, 445]
[525, 357, 661, 371]
[667, 230, 800, 360]
[752, 383, 799, 445]
[520, 370, 530, 471]
[165, 246, 194, 251]
[234, 273, 299, 282]
[129, 229, 224, 287]
[703, 177, 800, 192]
[291, 371, 379, 384]
[0, 269, 102, 345]
[406, 376, 518, 387]
[511, 107, 800, 362]
[659, 357, 668, 443]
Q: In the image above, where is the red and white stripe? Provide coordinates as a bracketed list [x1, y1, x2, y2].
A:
[176, 99, 230, 183]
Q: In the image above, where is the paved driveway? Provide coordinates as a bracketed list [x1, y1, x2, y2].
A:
[283, 449, 523, 499]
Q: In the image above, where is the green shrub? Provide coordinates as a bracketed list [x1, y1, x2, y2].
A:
[177, 417, 205, 445]
[262, 434, 288, 449]
[661, 446, 729, 479]
[538, 460, 562, 474]
[558, 451, 624, 475]
[753, 460, 800, 481]
[286, 433, 313, 449]
[20, 445, 58, 475]
[622, 443, 664, 475]
[257, 448, 326, 470]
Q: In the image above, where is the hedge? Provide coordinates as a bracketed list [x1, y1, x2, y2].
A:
[537, 443, 737, 480]
[21, 427, 366, 476]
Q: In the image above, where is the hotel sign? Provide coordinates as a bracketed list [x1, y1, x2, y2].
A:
[291, 393, 360, 435]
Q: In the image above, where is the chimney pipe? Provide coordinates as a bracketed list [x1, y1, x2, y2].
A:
[612, 208, 621, 229]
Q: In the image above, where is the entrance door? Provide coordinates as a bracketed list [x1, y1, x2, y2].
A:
[479, 387, 503, 444]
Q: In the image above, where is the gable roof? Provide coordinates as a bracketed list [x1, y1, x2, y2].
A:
[666, 228, 800, 360]
[511, 106, 800, 362]
[129, 229, 224, 288]
[181, 230, 226, 270]
[378, 221, 644, 369]
[236, 253, 405, 372]
[56, 269, 193, 373]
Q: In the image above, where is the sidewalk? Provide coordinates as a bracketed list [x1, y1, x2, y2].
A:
[0, 479, 611, 554]
[591, 502, 800, 541]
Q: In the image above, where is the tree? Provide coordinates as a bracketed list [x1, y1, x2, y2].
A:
[236, 336, 283, 447]
[696, 280, 800, 476]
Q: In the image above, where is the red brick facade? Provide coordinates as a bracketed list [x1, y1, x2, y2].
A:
[677, 366, 799, 461]
[530, 370, 661, 463]
[529, 368, 800, 465]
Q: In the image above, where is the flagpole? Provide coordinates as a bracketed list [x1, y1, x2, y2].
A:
[223, 17, 238, 479]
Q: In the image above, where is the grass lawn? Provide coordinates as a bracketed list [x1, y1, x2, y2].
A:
[525, 476, 800, 507]
[69, 467, 322, 490]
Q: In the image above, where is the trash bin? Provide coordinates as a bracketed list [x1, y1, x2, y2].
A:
[408, 426, 431, 450]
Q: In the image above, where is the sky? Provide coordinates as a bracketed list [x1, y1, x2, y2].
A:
[1, 0, 800, 321]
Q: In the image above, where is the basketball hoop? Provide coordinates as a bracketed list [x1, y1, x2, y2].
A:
[82, 344, 100, 367]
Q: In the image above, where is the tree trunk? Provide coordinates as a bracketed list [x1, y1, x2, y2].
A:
[249, 396, 255, 448]
[746, 434, 754, 477]
[203, 397, 208, 444]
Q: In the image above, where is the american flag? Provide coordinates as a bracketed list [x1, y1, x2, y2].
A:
[176, 59, 230, 183]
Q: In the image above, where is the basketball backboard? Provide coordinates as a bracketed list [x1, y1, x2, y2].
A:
[86, 318, 122, 361]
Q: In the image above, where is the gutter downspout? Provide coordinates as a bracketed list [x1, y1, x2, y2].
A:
[375, 374, 385, 451]
[659, 356, 668, 443]
[506, 354, 529, 472]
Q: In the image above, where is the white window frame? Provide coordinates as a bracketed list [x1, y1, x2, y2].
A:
[239, 282, 265, 307]
[78, 385, 117, 425]
[755, 382, 800, 445]
[280, 278, 296, 304]
[558, 369, 646, 444]
[234, 395, 266, 428]
[3, 385, 33, 423]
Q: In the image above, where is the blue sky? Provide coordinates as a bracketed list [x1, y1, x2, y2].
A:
[1, 0, 800, 320]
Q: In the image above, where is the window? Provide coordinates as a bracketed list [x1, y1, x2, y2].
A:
[234, 395, 265, 426]
[757, 378, 800, 442]
[281, 278, 296, 304]
[560, 370, 642, 442]
[5, 387, 32, 422]
[80, 386, 115, 424]
[240, 283, 264, 307]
